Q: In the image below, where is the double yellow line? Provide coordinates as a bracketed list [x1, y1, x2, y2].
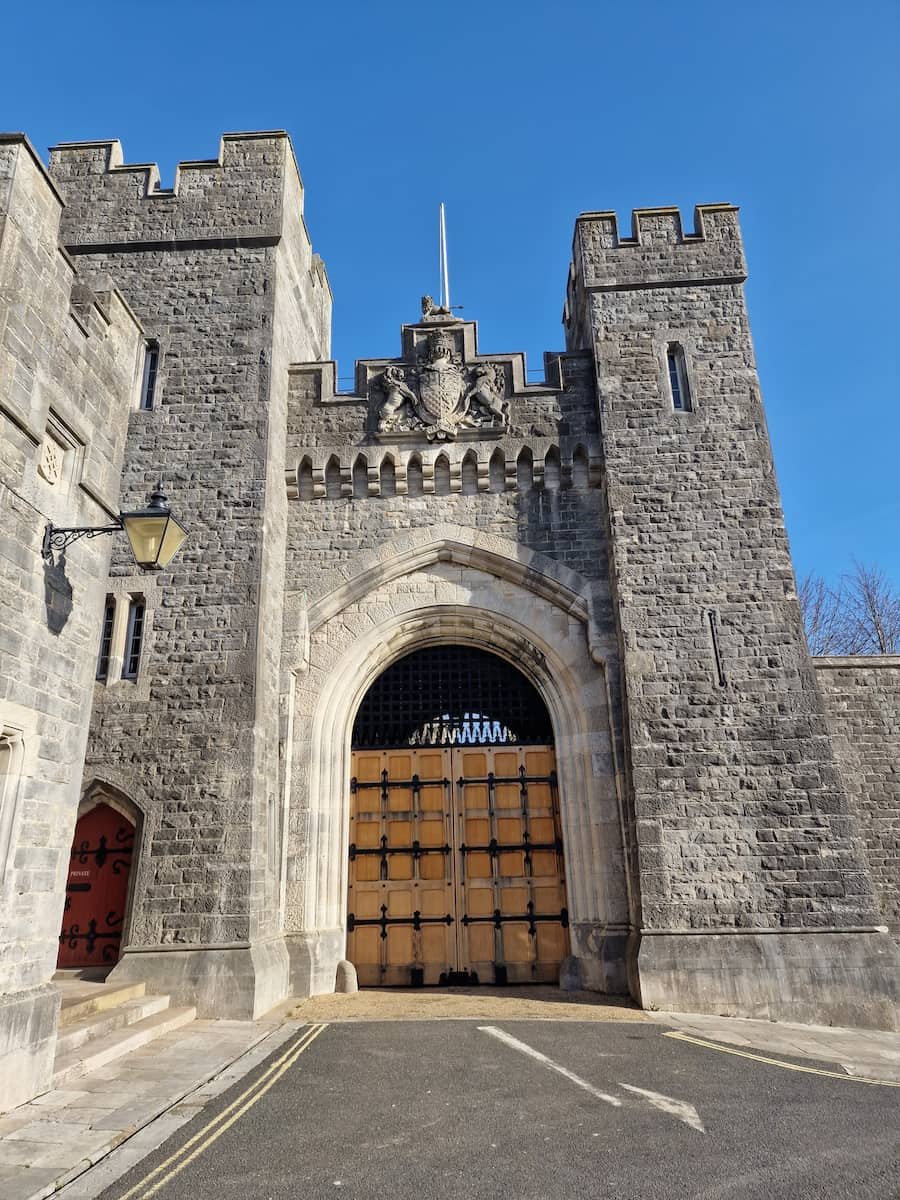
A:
[664, 1030, 900, 1087]
[117, 1022, 328, 1199]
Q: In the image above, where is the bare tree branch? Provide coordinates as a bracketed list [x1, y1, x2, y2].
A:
[799, 564, 900, 656]
[799, 572, 848, 655]
[842, 561, 900, 655]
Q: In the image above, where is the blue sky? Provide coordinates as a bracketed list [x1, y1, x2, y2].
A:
[3, 0, 897, 586]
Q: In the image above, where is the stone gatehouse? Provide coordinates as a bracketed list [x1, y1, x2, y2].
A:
[1, 130, 898, 1112]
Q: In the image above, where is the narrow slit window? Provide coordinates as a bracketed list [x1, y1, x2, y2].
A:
[140, 341, 159, 410]
[96, 596, 115, 681]
[667, 343, 692, 412]
[122, 597, 146, 680]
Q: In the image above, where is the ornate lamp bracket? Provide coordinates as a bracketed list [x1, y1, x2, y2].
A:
[42, 522, 123, 564]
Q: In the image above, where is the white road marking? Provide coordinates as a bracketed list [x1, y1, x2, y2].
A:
[619, 1083, 706, 1132]
[477, 1026, 622, 1107]
[478, 1025, 705, 1133]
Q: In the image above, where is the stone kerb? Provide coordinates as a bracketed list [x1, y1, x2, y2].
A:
[283, 553, 631, 999]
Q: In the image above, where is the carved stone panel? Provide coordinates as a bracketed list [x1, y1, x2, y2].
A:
[373, 329, 508, 441]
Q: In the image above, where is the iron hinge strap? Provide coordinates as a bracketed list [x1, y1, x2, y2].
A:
[347, 906, 454, 938]
[349, 841, 451, 861]
[458, 838, 563, 856]
[461, 905, 569, 935]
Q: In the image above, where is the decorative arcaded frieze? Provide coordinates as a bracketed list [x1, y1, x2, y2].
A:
[285, 443, 600, 500]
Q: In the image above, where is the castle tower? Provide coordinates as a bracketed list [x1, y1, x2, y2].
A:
[47, 134, 331, 1016]
[565, 206, 899, 1025]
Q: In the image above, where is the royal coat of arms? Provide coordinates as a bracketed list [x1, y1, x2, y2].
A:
[375, 330, 508, 441]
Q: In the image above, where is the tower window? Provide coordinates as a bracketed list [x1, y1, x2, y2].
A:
[96, 596, 115, 681]
[139, 341, 159, 410]
[667, 343, 692, 412]
[122, 597, 146, 680]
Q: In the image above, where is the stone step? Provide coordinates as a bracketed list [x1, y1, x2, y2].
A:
[58, 981, 147, 1026]
[52, 1005, 197, 1087]
[55, 994, 171, 1057]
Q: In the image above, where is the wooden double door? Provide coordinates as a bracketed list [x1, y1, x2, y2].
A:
[347, 745, 569, 986]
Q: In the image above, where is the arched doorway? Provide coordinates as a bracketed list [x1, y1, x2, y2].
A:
[57, 802, 135, 970]
[346, 645, 570, 987]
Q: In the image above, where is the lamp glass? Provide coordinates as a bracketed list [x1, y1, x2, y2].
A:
[122, 512, 187, 570]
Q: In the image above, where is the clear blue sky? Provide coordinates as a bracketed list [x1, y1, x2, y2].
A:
[3, 1, 897, 587]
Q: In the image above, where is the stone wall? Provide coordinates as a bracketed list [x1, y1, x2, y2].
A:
[279, 317, 631, 993]
[0, 134, 142, 1110]
[47, 133, 331, 1018]
[815, 658, 900, 931]
[566, 205, 899, 1028]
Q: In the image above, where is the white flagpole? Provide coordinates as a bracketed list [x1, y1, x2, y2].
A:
[440, 203, 450, 311]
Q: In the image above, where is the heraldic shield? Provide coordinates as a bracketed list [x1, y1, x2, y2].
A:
[416, 359, 468, 426]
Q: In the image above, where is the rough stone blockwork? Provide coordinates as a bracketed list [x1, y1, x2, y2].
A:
[0, 134, 142, 1110]
[816, 658, 900, 931]
[566, 206, 899, 1026]
[280, 316, 629, 995]
[47, 133, 330, 1018]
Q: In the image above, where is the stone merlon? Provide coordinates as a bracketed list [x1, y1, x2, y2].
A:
[564, 204, 746, 349]
[46, 131, 328, 279]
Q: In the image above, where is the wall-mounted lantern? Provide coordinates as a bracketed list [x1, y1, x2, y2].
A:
[42, 486, 188, 571]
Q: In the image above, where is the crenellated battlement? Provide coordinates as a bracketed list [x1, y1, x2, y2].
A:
[47, 131, 309, 249]
[563, 203, 746, 349]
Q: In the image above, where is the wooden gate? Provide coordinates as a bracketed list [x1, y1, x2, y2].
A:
[57, 803, 134, 970]
[347, 745, 568, 986]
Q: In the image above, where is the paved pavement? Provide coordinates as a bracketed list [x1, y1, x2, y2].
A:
[1, 993, 898, 1200]
[92, 1020, 899, 1200]
[0, 1018, 297, 1200]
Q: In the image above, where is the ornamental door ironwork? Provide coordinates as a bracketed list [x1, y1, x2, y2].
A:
[58, 803, 134, 969]
[347, 744, 569, 987]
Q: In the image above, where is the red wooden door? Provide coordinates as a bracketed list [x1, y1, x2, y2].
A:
[58, 804, 134, 969]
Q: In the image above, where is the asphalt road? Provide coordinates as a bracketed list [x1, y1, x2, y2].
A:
[101, 1020, 899, 1200]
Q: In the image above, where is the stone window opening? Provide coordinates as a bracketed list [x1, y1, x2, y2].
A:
[96, 595, 115, 680]
[139, 340, 159, 411]
[666, 343, 692, 412]
[122, 596, 146, 681]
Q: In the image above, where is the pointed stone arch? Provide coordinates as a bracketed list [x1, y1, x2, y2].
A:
[68, 779, 147, 969]
[324, 454, 342, 500]
[305, 527, 596, 644]
[379, 453, 397, 498]
[489, 447, 506, 493]
[544, 445, 561, 490]
[352, 453, 368, 499]
[407, 452, 424, 497]
[433, 452, 451, 496]
[283, 538, 631, 1000]
[298, 455, 315, 501]
[461, 449, 479, 496]
[572, 444, 589, 489]
[516, 446, 533, 490]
